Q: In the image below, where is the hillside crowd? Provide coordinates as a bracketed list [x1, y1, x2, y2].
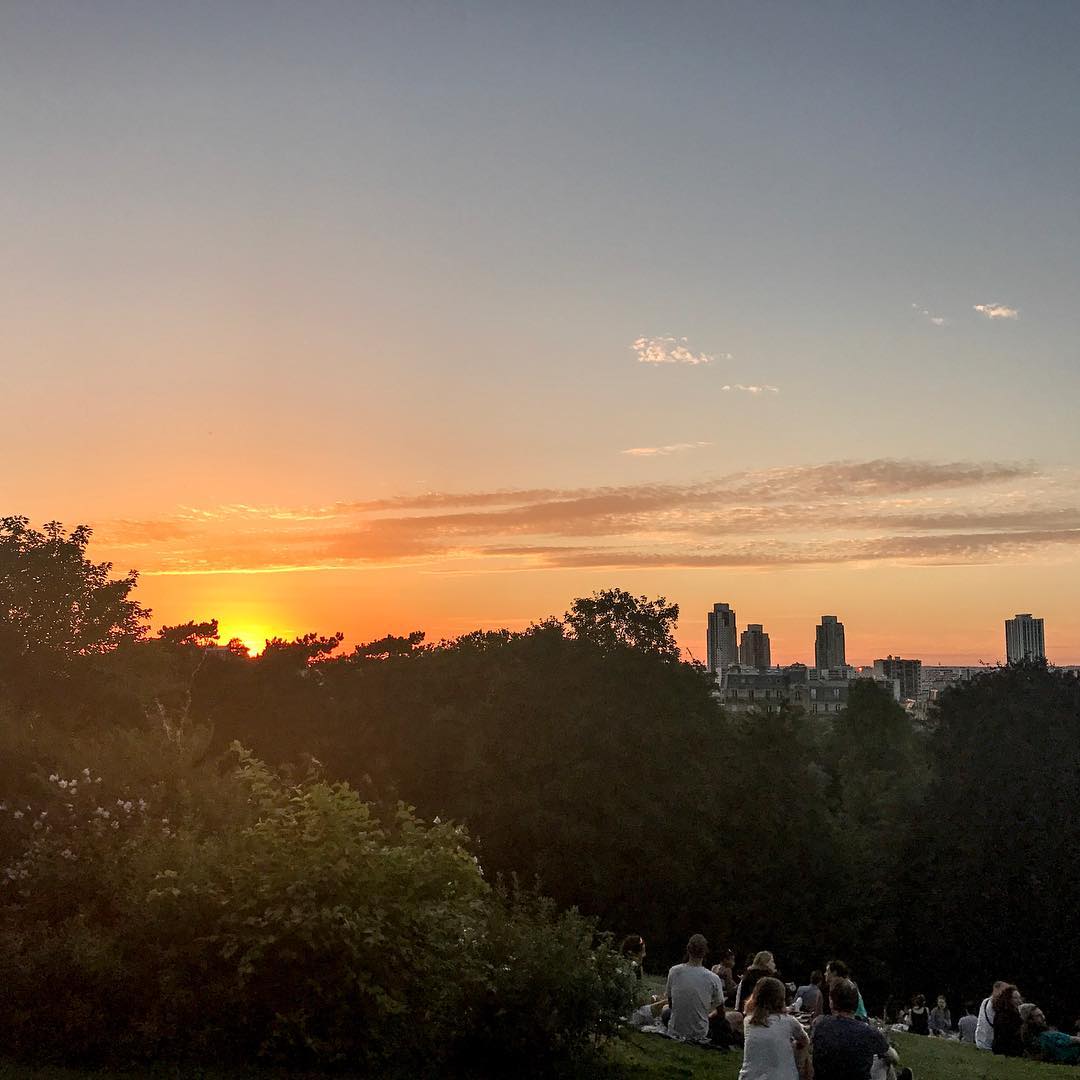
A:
[623, 935, 1080, 1080]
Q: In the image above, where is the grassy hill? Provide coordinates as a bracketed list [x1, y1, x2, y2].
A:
[5, 1036, 1079, 1080]
[609, 1031, 1080, 1079]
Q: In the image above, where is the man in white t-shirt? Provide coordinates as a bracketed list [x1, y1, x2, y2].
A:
[665, 933, 724, 1043]
[975, 981, 1005, 1050]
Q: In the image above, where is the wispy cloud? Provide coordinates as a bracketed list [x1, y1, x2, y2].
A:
[621, 441, 712, 457]
[89, 458, 1080, 579]
[630, 335, 779, 392]
[974, 303, 1019, 320]
[631, 335, 723, 365]
[911, 303, 947, 326]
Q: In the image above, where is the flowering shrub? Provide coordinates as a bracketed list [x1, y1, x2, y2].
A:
[0, 728, 635, 1074]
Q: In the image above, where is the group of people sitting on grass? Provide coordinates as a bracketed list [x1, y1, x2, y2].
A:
[891, 981, 1080, 1064]
[961, 980, 1080, 1065]
[621, 934, 1080, 1078]
[624, 934, 910, 1080]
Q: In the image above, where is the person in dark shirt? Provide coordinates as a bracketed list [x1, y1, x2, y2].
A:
[992, 984, 1024, 1057]
[793, 971, 825, 1019]
[710, 948, 738, 1005]
[908, 993, 930, 1035]
[735, 950, 777, 1012]
[811, 979, 890, 1080]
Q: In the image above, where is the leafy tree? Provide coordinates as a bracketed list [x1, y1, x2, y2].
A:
[258, 631, 344, 670]
[896, 663, 1080, 1019]
[564, 588, 680, 659]
[718, 704, 844, 971]
[156, 619, 220, 648]
[350, 630, 425, 661]
[224, 637, 250, 657]
[0, 516, 148, 665]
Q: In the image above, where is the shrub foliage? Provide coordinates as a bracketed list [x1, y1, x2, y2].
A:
[0, 727, 634, 1073]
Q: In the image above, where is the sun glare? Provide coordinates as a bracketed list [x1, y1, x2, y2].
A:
[217, 624, 279, 657]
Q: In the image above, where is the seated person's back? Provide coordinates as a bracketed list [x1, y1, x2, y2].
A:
[666, 934, 724, 1042]
[958, 1004, 978, 1044]
[812, 980, 889, 1080]
[794, 974, 824, 1018]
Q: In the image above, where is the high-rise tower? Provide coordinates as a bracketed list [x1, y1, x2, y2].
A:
[706, 603, 738, 678]
[739, 624, 771, 670]
[1005, 614, 1045, 663]
[814, 615, 846, 670]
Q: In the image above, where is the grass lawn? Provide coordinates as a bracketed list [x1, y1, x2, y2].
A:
[5, 1033, 1079, 1079]
[607, 1030, 1080, 1079]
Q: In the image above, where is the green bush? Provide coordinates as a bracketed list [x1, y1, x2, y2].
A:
[0, 724, 634, 1074]
[463, 886, 637, 1070]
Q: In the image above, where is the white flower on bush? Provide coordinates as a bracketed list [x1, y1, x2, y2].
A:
[13, 810, 23, 819]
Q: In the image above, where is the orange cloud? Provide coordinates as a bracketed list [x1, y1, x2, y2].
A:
[85, 458, 1080, 580]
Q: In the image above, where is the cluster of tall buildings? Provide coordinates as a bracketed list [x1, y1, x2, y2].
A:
[706, 603, 1050, 715]
[706, 604, 853, 679]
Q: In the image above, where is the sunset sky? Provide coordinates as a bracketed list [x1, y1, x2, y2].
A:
[4, 2, 1079, 663]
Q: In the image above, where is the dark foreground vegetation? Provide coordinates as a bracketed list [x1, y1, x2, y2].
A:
[3, 517, 1080, 1073]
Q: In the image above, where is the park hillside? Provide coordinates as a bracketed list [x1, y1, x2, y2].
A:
[3, 516, 1080, 1075]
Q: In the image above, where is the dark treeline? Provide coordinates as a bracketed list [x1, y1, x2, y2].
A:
[4, 517, 1080, 1025]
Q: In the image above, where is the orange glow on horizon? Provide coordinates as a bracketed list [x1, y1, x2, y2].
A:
[214, 621, 289, 658]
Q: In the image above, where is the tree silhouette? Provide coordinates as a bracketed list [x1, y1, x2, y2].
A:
[0, 516, 148, 666]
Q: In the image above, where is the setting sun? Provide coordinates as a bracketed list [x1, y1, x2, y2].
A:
[215, 622, 285, 657]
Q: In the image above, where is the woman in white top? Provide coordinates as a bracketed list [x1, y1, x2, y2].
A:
[739, 976, 809, 1080]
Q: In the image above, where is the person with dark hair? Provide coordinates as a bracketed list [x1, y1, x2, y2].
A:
[1021, 1004, 1080, 1065]
[991, 984, 1023, 1057]
[810, 979, 894, 1080]
[958, 1001, 978, 1044]
[793, 971, 825, 1020]
[620, 934, 646, 981]
[664, 933, 725, 1044]
[738, 977, 808, 1080]
[711, 948, 739, 1005]
[908, 994, 930, 1035]
[929, 994, 952, 1036]
[824, 959, 868, 1019]
[736, 951, 778, 1012]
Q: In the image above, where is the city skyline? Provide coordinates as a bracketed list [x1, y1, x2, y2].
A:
[705, 604, 1052, 671]
[3, 4, 1079, 662]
